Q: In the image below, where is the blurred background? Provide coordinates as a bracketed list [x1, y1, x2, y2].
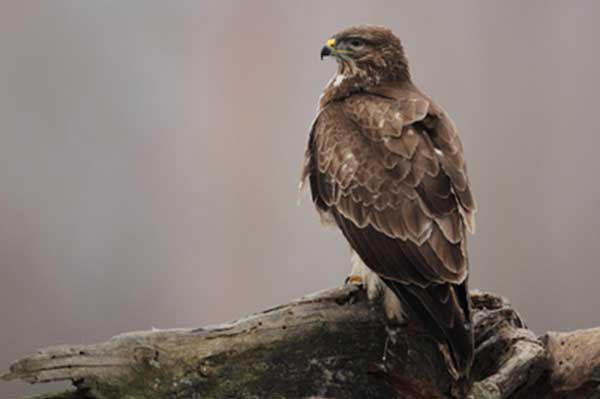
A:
[1, 1, 599, 397]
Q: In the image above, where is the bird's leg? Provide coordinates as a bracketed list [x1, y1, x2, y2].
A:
[345, 252, 367, 288]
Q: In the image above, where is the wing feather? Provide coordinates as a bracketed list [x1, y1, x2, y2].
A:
[302, 91, 476, 375]
[305, 96, 473, 278]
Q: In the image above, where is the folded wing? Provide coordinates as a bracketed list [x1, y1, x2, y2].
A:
[302, 92, 476, 375]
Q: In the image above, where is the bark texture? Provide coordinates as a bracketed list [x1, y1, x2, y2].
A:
[2, 286, 600, 399]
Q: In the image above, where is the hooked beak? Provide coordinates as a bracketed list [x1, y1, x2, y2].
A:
[320, 38, 336, 60]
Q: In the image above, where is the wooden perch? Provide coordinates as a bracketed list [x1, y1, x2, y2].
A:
[3, 285, 600, 399]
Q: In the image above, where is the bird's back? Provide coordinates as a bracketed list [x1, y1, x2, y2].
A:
[304, 84, 476, 377]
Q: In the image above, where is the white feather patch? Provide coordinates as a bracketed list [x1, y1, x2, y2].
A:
[333, 74, 346, 87]
[349, 252, 405, 322]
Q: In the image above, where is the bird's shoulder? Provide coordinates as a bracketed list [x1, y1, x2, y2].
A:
[317, 82, 452, 139]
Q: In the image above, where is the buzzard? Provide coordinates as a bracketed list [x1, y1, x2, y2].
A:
[300, 25, 477, 378]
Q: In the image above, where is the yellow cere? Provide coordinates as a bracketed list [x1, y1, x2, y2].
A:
[326, 38, 336, 48]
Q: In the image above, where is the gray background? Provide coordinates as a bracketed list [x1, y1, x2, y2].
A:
[1, 1, 599, 397]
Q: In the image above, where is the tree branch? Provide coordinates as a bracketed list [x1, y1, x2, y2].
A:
[2, 286, 599, 398]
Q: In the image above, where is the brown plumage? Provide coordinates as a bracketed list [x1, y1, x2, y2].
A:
[301, 26, 477, 378]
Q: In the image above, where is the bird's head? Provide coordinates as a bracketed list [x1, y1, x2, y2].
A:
[320, 25, 410, 85]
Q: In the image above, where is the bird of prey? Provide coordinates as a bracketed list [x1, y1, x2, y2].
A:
[300, 25, 477, 378]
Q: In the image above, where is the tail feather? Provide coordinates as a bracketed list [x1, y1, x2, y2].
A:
[384, 278, 474, 377]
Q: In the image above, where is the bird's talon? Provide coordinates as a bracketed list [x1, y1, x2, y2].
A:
[345, 275, 364, 286]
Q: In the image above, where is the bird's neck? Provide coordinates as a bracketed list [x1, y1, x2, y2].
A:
[319, 72, 413, 109]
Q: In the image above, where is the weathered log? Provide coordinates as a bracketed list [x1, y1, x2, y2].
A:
[2, 285, 599, 398]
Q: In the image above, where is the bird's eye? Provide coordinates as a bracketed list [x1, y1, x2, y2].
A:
[349, 39, 364, 47]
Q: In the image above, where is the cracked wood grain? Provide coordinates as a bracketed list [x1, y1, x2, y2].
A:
[2, 286, 599, 399]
